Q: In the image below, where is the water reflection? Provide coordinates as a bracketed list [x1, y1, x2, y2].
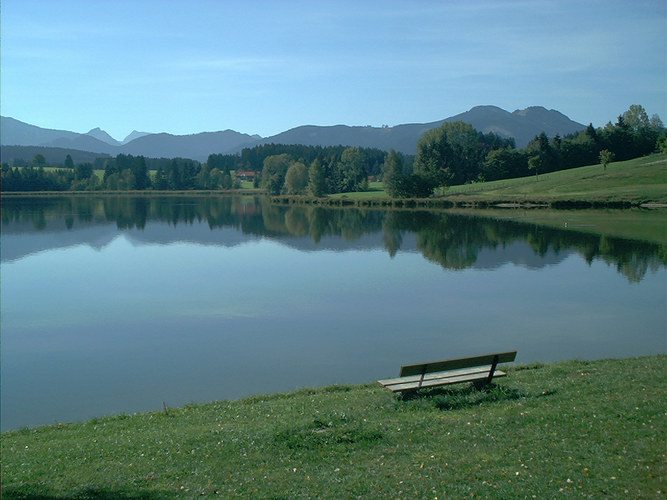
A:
[3, 195, 665, 282]
[2, 195, 665, 430]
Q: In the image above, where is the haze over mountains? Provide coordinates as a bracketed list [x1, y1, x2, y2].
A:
[1, 106, 586, 163]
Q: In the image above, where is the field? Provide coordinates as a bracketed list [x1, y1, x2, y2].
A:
[441, 153, 667, 205]
[2, 355, 664, 499]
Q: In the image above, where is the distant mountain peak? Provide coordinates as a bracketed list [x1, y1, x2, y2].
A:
[85, 127, 120, 146]
[122, 130, 151, 144]
[512, 106, 567, 118]
[514, 105, 547, 113]
[469, 105, 508, 113]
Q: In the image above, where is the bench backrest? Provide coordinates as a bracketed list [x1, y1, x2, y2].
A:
[399, 351, 517, 377]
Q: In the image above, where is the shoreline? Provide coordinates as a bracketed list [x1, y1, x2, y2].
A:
[2, 354, 663, 435]
[2, 354, 664, 498]
[2, 190, 664, 210]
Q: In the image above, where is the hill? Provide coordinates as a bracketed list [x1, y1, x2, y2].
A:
[1, 106, 586, 162]
[441, 153, 667, 205]
[43, 133, 120, 155]
[0, 145, 111, 166]
[117, 130, 260, 160]
[0, 116, 82, 147]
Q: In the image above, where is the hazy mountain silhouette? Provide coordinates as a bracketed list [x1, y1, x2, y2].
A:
[452, 105, 587, 148]
[1, 106, 586, 162]
[118, 130, 260, 160]
[0, 145, 111, 165]
[250, 106, 585, 153]
[44, 134, 119, 154]
[86, 127, 121, 146]
[1, 116, 82, 146]
[122, 130, 151, 144]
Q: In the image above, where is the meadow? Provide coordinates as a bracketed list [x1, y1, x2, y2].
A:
[2, 355, 664, 499]
[440, 153, 667, 205]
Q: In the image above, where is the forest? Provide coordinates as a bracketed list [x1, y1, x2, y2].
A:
[1, 105, 664, 195]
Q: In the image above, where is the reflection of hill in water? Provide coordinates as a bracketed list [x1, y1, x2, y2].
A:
[1, 196, 663, 281]
[472, 243, 570, 270]
[1, 221, 118, 261]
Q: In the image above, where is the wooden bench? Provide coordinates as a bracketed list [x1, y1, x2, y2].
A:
[378, 351, 517, 392]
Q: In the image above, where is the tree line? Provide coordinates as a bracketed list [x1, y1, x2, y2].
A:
[1, 145, 388, 194]
[2, 104, 663, 194]
[1, 155, 212, 192]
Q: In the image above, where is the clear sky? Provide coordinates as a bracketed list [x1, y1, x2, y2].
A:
[2, 0, 665, 141]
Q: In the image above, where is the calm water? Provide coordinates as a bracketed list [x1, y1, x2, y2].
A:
[2, 196, 665, 430]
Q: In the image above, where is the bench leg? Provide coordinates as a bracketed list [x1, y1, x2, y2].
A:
[486, 355, 500, 384]
[473, 355, 500, 389]
[417, 364, 428, 389]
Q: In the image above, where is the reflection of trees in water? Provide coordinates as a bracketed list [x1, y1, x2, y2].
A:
[2, 196, 664, 282]
[597, 235, 664, 283]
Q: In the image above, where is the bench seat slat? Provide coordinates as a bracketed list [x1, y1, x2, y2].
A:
[379, 369, 506, 391]
[379, 366, 497, 386]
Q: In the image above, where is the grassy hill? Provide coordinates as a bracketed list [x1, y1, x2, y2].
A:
[322, 153, 667, 207]
[2, 355, 664, 499]
[441, 153, 667, 205]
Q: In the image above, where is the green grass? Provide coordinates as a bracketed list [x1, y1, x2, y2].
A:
[442, 153, 667, 204]
[2, 356, 664, 499]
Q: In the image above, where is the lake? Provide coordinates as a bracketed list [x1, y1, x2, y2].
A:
[1, 195, 665, 431]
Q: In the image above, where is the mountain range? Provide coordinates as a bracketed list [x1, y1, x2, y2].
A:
[1, 106, 586, 163]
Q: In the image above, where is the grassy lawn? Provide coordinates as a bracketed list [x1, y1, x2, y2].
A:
[2, 355, 664, 499]
[442, 153, 667, 204]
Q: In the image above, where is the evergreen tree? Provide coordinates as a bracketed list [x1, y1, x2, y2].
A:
[307, 158, 327, 197]
[383, 150, 405, 197]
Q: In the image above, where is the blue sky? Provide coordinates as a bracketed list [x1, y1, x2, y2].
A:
[2, 0, 665, 141]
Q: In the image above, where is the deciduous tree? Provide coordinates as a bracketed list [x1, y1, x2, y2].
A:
[338, 147, 367, 192]
[261, 154, 291, 195]
[32, 153, 46, 166]
[284, 161, 308, 194]
[599, 149, 615, 170]
[528, 155, 542, 179]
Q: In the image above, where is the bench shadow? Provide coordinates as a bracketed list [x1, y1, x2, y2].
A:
[397, 383, 538, 411]
[1, 487, 165, 500]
